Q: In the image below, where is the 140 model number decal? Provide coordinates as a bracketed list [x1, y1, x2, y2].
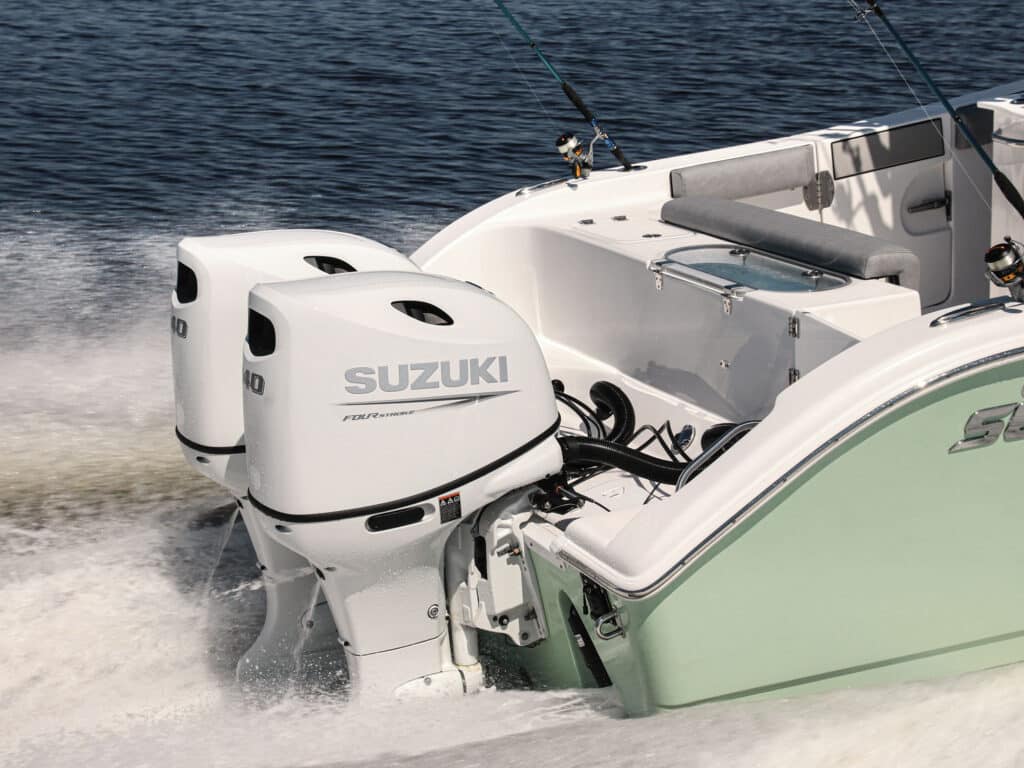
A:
[949, 386, 1024, 453]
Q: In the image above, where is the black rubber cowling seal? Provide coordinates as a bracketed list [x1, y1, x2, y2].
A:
[175, 428, 246, 455]
[559, 436, 683, 486]
[588, 381, 635, 444]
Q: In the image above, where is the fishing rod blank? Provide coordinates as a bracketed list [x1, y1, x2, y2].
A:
[493, 0, 633, 171]
[863, 0, 1024, 224]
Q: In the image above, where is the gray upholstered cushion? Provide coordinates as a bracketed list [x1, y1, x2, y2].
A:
[669, 146, 815, 200]
[661, 196, 920, 291]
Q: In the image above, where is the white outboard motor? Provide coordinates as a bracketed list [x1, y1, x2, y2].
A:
[171, 229, 417, 494]
[170, 229, 418, 686]
[244, 271, 563, 699]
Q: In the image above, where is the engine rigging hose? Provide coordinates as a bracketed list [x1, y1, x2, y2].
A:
[559, 436, 684, 486]
[588, 381, 636, 444]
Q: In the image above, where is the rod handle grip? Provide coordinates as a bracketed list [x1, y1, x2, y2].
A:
[612, 146, 633, 171]
[996, 170, 1024, 223]
[561, 81, 595, 123]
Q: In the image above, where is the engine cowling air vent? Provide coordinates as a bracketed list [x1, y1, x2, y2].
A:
[247, 309, 276, 356]
[391, 300, 453, 326]
[175, 262, 198, 303]
[305, 255, 356, 274]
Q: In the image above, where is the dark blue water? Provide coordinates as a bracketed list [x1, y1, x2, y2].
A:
[2, 1, 1019, 343]
[1, 1, 1019, 239]
[1, 2, 1018, 342]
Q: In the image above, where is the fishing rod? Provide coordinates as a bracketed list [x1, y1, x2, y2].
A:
[858, 0, 1024, 299]
[861, 0, 1024, 224]
[493, 0, 633, 175]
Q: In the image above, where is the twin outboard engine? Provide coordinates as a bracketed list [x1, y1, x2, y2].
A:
[172, 230, 676, 700]
[171, 229, 416, 494]
[243, 271, 563, 698]
[170, 229, 418, 685]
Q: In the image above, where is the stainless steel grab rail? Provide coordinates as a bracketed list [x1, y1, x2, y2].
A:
[930, 297, 1021, 327]
[647, 257, 753, 300]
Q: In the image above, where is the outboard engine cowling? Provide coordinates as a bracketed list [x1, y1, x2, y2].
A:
[170, 229, 418, 689]
[243, 271, 562, 699]
[171, 229, 416, 493]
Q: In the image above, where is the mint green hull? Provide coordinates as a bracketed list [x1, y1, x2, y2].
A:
[524, 360, 1024, 715]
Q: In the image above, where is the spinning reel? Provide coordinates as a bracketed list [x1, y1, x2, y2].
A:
[555, 132, 595, 179]
[985, 237, 1024, 301]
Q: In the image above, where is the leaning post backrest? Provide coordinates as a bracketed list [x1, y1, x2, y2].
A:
[661, 196, 920, 292]
[669, 145, 834, 211]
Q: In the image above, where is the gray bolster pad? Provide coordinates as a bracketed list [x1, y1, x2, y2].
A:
[669, 145, 815, 200]
[661, 196, 920, 291]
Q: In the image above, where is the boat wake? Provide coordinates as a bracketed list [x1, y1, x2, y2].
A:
[3, 489, 1024, 768]
[0, 499, 618, 768]
[1, 326, 213, 519]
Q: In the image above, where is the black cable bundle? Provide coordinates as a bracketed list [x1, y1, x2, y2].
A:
[553, 379, 690, 487]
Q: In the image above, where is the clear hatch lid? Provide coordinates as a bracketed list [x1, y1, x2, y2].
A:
[663, 244, 848, 292]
